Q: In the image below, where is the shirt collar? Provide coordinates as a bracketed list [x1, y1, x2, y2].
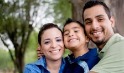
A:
[68, 48, 98, 63]
[99, 33, 124, 58]
[34, 55, 66, 70]
[34, 56, 46, 68]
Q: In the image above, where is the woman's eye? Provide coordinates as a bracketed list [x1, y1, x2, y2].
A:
[44, 41, 50, 44]
[56, 39, 62, 42]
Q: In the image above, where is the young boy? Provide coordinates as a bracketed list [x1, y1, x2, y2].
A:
[63, 18, 100, 73]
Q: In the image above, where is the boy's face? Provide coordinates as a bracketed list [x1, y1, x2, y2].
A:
[63, 22, 89, 51]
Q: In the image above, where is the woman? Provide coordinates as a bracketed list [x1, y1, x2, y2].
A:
[24, 23, 65, 73]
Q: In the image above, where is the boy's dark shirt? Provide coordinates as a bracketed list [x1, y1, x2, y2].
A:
[63, 48, 100, 73]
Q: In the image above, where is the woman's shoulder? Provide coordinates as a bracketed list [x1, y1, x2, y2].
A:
[24, 63, 41, 73]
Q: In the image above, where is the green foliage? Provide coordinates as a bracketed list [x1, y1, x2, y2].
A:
[25, 31, 38, 64]
[25, 49, 37, 64]
[63, 49, 71, 57]
[0, 0, 42, 72]
[53, 0, 72, 25]
[44, 0, 72, 25]
[0, 0, 72, 72]
[0, 49, 14, 70]
[0, 31, 38, 70]
[26, 31, 38, 52]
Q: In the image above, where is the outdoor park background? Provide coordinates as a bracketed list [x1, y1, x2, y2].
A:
[0, 0, 124, 73]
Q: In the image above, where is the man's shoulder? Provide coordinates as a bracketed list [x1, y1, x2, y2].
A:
[110, 39, 124, 48]
[106, 33, 124, 49]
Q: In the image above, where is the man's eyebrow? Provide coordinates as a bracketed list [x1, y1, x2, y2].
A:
[96, 15, 104, 18]
[84, 15, 104, 21]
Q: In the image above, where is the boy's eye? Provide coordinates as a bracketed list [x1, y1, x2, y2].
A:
[64, 32, 69, 36]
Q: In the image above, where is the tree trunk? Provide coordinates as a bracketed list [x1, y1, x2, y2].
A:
[105, 0, 124, 36]
[70, 0, 90, 23]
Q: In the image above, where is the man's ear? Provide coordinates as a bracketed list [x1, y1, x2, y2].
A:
[110, 16, 115, 28]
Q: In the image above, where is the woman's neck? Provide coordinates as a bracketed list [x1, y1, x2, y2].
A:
[46, 59, 62, 73]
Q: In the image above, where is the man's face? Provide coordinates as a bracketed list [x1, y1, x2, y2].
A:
[83, 5, 114, 48]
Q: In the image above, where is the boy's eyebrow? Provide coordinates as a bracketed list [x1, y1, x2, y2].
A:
[63, 29, 68, 32]
[64, 26, 80, 32]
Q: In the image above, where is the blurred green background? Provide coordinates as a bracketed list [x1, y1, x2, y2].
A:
[1, 0, 124, 73]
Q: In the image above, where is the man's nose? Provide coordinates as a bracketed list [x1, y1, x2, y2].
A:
[92, 20, 99, 30]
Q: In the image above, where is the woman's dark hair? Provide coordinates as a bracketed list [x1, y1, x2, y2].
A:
[38, 23, 62, 45]
[63, 18, 86, 35]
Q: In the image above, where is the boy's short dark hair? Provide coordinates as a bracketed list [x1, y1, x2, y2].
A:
[63, 18, 86, 35]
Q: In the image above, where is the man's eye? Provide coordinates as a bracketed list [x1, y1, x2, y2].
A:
[98, 18, 104, 22]
[74, 30, 78, 33]
[85, 21, 92, 24]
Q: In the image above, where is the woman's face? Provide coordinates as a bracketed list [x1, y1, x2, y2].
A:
[40, 28, 64, 61]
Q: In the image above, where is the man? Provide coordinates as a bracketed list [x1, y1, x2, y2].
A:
[83, 1, 124, 73]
